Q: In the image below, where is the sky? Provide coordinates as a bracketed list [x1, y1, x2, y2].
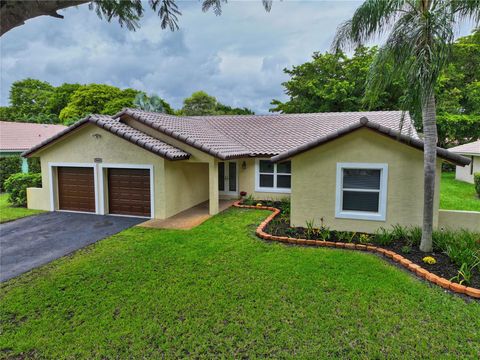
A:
[0, 1, 475, 114]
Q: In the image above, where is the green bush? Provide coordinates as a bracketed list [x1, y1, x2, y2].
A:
[0, 156, 22, 191]
[474, 173, 480, 198]
[27, 157, 41, 173]
[4, 173, 42, 207]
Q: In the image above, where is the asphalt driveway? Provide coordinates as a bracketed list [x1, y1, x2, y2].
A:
[0, 212, 145, 282]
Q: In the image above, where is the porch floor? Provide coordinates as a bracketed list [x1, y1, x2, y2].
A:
[138, 200, 236, 230]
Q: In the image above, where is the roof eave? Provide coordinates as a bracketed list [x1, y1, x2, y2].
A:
[271, 118, 471, 167]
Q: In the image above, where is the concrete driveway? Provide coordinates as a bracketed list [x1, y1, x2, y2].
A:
[0, 212, 145, 282]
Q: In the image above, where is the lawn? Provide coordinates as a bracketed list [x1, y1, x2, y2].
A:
[1, 208, 479, 358]
[440, 172, 480, 211]
[0, 193, 44, 223]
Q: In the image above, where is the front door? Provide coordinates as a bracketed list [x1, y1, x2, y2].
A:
[218, 161, 238, 195]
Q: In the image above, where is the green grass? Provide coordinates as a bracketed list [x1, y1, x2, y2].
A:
[0, 193, 44, 223]
[440, 172, 480, 211]
[1, 208, 479, 358]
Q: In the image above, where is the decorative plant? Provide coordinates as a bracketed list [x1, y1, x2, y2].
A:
[305, 219, 318, 240]
[240, 191, 247, 197]
[244, 194, 255, 205]
[391, 224, 408, 240]
[318, 226, 331, 241]
[450, 257, 480, 285]
[256, 203, 263, 207]
[401, 246, 411, 254]
[422, 256, 437, 265]
[359, 233, 370, 245]
[336, 231, 352, 243]
[374, 227, 394, 246]
[474, 173, 480, 198]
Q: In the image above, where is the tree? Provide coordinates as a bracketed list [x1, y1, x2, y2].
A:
[180, 91, 218, 116]
[9, 78, 54, 118]
[215, 104, 254, 115]
[46, 82, 81, 116]
[59, 84, 138, 121]
[333, 0, 479, 252]
[0, 0, 273, 37]
[133, 93, 174, 114]
[270, 47, 405, 113]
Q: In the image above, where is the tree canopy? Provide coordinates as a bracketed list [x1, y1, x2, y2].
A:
[0, 0, 273, 37]
[179, 91, 254, 116]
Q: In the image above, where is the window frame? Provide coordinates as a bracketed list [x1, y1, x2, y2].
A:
[255, 159, 292, 193]
[335, 163, 388, 221]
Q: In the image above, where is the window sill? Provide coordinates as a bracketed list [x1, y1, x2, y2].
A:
[255, 187, 291, 194]
[335, 211, 386, 222]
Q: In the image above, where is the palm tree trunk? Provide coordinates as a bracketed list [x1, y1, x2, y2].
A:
[419, 93, 437, 252]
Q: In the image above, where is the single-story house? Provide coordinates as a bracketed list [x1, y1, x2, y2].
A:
[0, 121, 66, 172]
[23, 109, 470, 233]
[448, 140, 480, 184]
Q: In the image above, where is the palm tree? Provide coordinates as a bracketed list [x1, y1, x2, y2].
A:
[133, 93, 165, 113]
[333, 0, 479, 252]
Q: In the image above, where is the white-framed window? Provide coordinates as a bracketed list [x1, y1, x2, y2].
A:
[335, 163, 388, 221]
[255, 159, 291, 193]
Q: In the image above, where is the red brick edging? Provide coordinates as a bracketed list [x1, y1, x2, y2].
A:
[233, 201, 480, 299]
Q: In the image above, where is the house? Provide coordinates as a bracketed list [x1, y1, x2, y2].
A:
[448, 140, 480, 184]
[22, 109, 470, 233]
[0, 121, 66, 172]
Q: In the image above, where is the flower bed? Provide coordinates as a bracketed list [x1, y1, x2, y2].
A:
[235, 199, 480, 299]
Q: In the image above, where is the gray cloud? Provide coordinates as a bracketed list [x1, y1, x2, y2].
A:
[1, 1, 474, 114]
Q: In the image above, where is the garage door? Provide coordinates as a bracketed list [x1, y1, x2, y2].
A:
[57, 167, 95, 212]
[108, 168, 151, 217]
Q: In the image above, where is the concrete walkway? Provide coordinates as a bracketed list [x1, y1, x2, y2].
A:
[139, 200, 236, 230]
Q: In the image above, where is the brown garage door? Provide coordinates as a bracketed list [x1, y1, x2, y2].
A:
[57, 167, 95, 212]
[108, 168, 151, 217]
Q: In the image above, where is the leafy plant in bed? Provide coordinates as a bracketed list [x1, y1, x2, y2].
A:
[246, 199, 480, 288]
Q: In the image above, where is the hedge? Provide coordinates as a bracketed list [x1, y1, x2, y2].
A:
[4, 173, 42, 207]
[0, 156, 22, 192]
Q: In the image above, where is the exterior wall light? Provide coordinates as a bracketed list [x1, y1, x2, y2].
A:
[241, 161, 247, 170]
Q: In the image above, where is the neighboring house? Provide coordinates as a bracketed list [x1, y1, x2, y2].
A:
[448, 140, 480, 184]
[22, 109, 470, 233]
[0, 121, 66, 172]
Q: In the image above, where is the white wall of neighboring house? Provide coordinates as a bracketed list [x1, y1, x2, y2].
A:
[455, 155, 479, 184]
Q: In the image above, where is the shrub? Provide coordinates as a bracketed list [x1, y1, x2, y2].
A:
[406, 226, 422, 247]
[422, 256, 437, 265]
[373, 227, 395, 246]
[474, 173, 480, 198]
[433, 228, 480, 269]
[0, 156, 22, 191]
[27, 157, 41, 173]
[4, 173, 42, 207]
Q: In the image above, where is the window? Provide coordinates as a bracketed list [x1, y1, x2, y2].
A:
[335, 163, 388, 221]
[256, 159, 291, 193]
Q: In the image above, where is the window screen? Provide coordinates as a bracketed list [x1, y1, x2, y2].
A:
[342, 168, 381, 213]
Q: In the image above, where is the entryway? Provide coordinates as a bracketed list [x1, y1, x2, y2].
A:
[218, 161, 238, 196]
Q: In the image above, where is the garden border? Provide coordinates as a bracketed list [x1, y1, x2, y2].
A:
[233, 201, 480, 299]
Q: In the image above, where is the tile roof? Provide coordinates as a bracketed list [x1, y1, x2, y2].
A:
[271, 117, 471, 166]
[448, 140, 480, 155]
[22, 115, 190, 160]
[0, 121, 66, 151]
[116, 108, 251, 159]
[200, 110, 419, 156]
[22, 109, 469, 166]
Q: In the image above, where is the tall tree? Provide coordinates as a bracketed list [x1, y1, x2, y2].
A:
[179, 91, 254, 116]
[333, 0, 479, 252]
[0, 0, 273, 37]
[270, 46, 405, 113]
[9, 78, 54, 118]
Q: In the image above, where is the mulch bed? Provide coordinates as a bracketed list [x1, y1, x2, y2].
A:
[248, 200, 480, 289]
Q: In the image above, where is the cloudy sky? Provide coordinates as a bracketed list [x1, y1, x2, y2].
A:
[0, 1, 475, 113]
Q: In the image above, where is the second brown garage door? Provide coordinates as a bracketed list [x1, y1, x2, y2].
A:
[108, 168, 151, 217]
[58, 167, 95, 212]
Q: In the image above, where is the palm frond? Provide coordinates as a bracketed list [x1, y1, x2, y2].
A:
[332, 0, 408, 51]
[90, 0, 143, 31]
[202, 0, 228, 16]
[452, 0, 480, 26]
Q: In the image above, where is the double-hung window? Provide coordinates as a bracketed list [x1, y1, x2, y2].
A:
[256, 159, 291, 193]
[335, 163, 388, 221]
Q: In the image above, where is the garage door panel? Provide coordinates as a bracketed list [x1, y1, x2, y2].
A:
[58, 167, 95, 212]
[108, 168, 151, 217]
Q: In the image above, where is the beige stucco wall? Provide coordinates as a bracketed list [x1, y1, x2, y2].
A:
[290, 128, 441, 233]
[27, 124, 167, 218]
[26, 187, 50, 211]
[455, 155, 479, 184]
[164, 161, 209, 217]
[438, 210, 480, 232]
